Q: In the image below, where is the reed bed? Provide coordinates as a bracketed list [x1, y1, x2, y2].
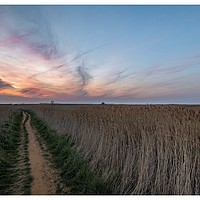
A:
[23, 104, 200, 194]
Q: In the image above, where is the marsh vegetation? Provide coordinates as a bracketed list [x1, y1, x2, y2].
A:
[1, 104, 200, 194]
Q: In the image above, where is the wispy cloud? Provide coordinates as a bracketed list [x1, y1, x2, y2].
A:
[138, 63, 199, 79]
[70, 43, 110, 62]
[104, 69, 128, 86]
[73, 60, 92, 97]
[0, 6, 59, 61]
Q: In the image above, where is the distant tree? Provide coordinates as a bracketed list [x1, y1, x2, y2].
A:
[101, 102, 105, 105]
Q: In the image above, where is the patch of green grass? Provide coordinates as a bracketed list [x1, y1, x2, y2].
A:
[0, 110, 22, 194]
[21, 113, 33, 195]
[26, 110, 111, 194]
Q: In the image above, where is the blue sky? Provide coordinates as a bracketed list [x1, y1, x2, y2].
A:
[0, 5, 200, 104]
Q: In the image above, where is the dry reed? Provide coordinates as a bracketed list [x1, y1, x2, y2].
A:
[22, 104, 200, 194]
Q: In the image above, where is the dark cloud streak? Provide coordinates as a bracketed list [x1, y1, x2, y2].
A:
[0, 79, 13, 89]
[70, 42, 110, 62]
[20, 87, 45, 97]
[76, 60, 92, 96]
[104, 69, 128, 86]
[77, 66, 91, 87]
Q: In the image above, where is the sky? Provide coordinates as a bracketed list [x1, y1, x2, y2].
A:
[0, 5, 200, 104]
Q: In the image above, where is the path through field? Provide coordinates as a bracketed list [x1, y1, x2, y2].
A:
[25, 112, 58, 194]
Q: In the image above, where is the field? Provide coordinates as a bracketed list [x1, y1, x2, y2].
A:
[1, 104, 200, 194]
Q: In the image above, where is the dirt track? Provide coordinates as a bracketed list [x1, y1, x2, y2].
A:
[25, 113, 57, 194]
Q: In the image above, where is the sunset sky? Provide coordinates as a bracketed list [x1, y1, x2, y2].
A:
[0, 5, 200, 104]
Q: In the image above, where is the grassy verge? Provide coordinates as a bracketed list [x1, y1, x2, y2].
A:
[0, 110, 22, 194]
[26, 110, 111, 194]
[20, 113, 33, 194]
